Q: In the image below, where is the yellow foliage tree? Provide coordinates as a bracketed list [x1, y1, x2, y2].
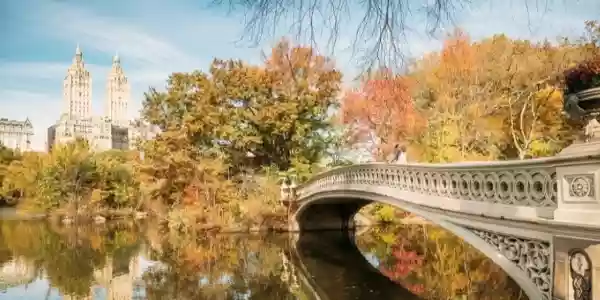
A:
[406, 29, 596, 162]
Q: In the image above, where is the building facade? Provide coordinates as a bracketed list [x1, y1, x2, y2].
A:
[0, 118, 33, 151]
[48, 46, 158, 152]
[64, 44, 92, 119]
[48, 115, 113, 151]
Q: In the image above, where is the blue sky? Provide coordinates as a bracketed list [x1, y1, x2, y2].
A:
[0, 0, 598, 151]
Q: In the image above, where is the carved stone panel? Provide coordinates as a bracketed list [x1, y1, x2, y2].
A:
[465, 227, 553, 300]
[565, 174, 595, 199]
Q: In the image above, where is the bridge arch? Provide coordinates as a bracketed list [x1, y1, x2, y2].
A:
[287, 156, 600, 300]
[292, 190, 553, 300]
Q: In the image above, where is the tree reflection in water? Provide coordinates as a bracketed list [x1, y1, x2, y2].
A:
[141, 232, 298, 299]
[355, 224, 529, 300]
[0, 220, 528, 300]
[0, 220, 142, 298]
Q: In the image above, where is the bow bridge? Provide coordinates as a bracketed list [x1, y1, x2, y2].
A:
[281, 153, 600, 300]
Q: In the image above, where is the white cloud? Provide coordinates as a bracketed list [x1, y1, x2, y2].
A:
[26, 2, 199, 69]
[0, 61, 110, 82]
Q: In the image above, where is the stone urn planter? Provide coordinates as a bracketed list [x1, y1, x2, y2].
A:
[560, 57, 600, 156]
[564, 87, 600, 119]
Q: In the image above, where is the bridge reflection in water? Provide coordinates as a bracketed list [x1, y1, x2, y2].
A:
[282, 231, 421, 300]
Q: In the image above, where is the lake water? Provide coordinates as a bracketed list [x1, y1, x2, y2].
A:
[0, 217, 527, 300]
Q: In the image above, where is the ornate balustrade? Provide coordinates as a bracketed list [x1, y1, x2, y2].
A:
[285, 154, 600, 300]
[290, 154, 600, 226]
[297, 159, 563, 207]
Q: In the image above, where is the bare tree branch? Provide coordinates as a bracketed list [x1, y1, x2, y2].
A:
[213, 0, 471, 70]
[212, 0, 570, 71]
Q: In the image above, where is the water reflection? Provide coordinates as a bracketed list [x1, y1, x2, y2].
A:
[0, 220, 527, 299]
[355, 225, 528, 300]
[141, 233, 296, 299]
[291, 231, 421, 299]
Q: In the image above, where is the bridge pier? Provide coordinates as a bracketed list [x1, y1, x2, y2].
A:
[553, 237, 597, 300]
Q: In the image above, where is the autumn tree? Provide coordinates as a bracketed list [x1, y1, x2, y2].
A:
[406, 28, 596, 162]
[142, 39, 341, 174]
[139, 39, 341, 221]
[498, 41, 583, 159]
[343, 24, 598, 163]
[216, 39, 342, 171]
[1, 141, 141, 213]
[341, 68, 423, 160]
[410, 30, 508, 162]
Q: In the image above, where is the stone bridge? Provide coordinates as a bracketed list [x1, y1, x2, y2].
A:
[282, 152, 600, 300]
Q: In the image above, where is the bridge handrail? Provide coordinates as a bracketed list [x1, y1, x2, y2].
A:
[295, 154, 600, 208]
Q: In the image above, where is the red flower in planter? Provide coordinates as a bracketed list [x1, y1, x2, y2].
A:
[564, 55, 600, 94]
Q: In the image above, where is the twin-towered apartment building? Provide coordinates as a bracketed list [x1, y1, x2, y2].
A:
[47, 45, 158, 152]
[1, 45, 158, 152]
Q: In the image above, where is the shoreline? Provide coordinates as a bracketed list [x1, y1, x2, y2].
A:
[0, 207, 426, 234]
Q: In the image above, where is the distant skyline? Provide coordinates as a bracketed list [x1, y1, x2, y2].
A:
[1, 0, 598, 151]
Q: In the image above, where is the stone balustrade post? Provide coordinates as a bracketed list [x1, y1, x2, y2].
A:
[289, 177, 298, 200]
[554, 157, 600, 227]
[280, 180, 290, 203]
[556, 86, 600, 227]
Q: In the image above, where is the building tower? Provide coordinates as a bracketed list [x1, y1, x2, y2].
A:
[105, 52, 130, 125]
[63, 44, 92, 119]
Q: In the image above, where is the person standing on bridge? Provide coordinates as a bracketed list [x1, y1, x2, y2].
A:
[388, 144, 408, 164]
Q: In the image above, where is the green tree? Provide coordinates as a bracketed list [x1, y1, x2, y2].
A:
[1, 140, 139, 214]
[0, 143, 21, 204]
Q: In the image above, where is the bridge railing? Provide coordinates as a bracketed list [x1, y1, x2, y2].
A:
[297, 159, 560, 207]
[292, 154, 600, 226]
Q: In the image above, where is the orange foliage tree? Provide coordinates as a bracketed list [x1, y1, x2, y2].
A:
[411, 30, 513, 162]
[340, 69, 424, 160]
[406, 28, 594, 162]
[339, 24, 596, 163]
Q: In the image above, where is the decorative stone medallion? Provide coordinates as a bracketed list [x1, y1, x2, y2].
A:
[568, 249, 592, 300]
[566, 174, 595, 198]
